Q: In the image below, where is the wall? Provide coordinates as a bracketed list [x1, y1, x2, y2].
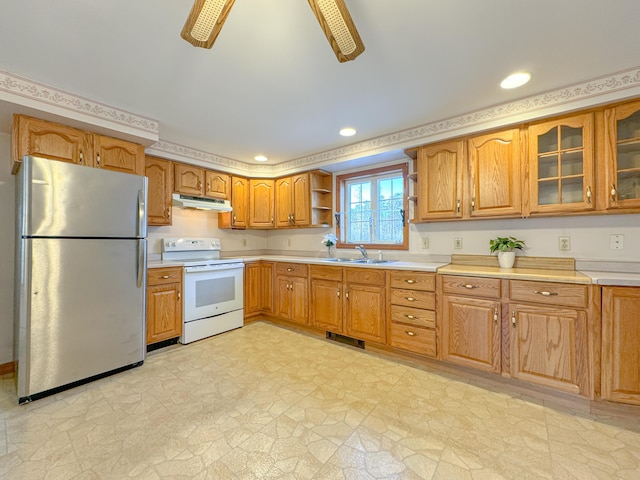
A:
[0, 133, 15, 364]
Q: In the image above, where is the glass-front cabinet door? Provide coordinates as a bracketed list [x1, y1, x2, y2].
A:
[604, 100, 640, 209]
[528, 113, 594, 214]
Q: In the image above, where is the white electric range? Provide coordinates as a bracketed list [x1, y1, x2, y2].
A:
[162, 238, 244, 344]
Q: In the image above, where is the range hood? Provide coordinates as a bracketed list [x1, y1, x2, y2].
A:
[172, 193, 233, 212]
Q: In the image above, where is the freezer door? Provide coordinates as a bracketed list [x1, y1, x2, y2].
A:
[19, 156, 147, 238]
[15, 238, 146, 399]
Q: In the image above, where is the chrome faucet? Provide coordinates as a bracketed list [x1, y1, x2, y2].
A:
[355, 245, 368, 260]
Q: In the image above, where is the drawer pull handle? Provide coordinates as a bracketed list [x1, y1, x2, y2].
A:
[287, 268, 293, 272]
[533, 290, 558, 296]
[459, 284, 479, 289]
[405, 279, 417, 284]
[405, 330, 416, 337]
[405, 297, 417, 302]
[405, 314, 417, 320]
[160, 275, 171, 279]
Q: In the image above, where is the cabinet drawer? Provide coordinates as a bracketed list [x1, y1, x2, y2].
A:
[442, 275, 501, 299]
[390, 288, 435, 309]
[148, 267, 182, 286]
[310, 265, 343, 281]
[389, 323, 436, 357]
[509, 280, 588, 308]
[275, 263, 308, 277]
[345, 268, 385, 286]
[389, 271, 435, 292]
[390, 305, 435, 329]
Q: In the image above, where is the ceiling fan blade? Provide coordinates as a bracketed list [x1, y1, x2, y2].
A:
[307, 0, 365, 63]
[181, 0, 236, 49]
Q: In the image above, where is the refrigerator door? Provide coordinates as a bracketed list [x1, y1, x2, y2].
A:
[16, 238, 146, 400]
[19, 156, 147, 238]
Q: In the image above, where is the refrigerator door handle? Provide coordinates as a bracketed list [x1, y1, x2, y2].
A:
[137, 239, 146, 288]
[137, 189, 145, 238]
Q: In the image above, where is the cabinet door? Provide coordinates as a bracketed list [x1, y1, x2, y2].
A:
[310, 279, 343, 333]
[441, 295, 501, 373]
[249, 179, 275, 228]
[468, 128, 522, 217]
[260, 262, 274, 314]
[528, 113, 594, 213]
[146, 283, 182, 345]
[602, 287, 640, 405]
[174, 163, 205, 196]
[604, 100, 640, 209]
[275, 177, 293, 227]
[244, 263, 263, 315]
[205, 170, 230, 199]
[145, 156, 173, 226]
[219, 176, 249, 228]
[345, 283, 386, 343]
[510, 304, 589, 396]
[290, 276, 309, 325]
[292, 173, 311, 226]
[13, 115, 92, 171]
[415, 140, 464, 220]
[94, 135, 145, 175]
[274, 276, 292, 319]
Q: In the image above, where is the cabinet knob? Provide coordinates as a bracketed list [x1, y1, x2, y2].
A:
[493, 306, 499, 323]
[456, 199, 461, 213]
[471, 197, 476, 211]
[206, 182, 211, 192]
[586, 186, 592, 204]
[345, 292, 349, 300]
[405, 330, 416, 337]
[511, 311, 516, 328]
[166, 207, 171, 219]
[79, 150, 84, 165]
[96, 153, 101, 167]
[177, 290, 181, 301]
[610, 184, 617, 202]
[337, 289, 341, 298]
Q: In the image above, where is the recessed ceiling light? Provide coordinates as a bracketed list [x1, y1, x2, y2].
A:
[339, 127, 357, 137]
[254, 155, 268, 162]
[500, 72, 531, 89]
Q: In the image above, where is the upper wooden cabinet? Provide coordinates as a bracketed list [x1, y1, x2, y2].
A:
[528, 113, 594, 214]
[93, 135, 145, 175]
[249, 179, 275, 228]
[174, 163, 204, 196]
[276, 173, 311, 227]
[12, 114, 144, 175]
[205, 170, 230, 199]
[219, 176, 249, 228]
[414, 140, 465, 221]
[310, 170, 333, 226]
[145, 156, 173, 226]
[602, 99, 640, 210]
[467, 128, 522, 218]
[12, 115, 92, 172]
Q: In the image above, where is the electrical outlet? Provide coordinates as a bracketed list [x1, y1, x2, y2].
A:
[422, 237, 429, 249]
[454, 237, 463, 249]
[610, 234, 624, 250]
[558, 236, 571, 251]
[242, 238, 247, 247]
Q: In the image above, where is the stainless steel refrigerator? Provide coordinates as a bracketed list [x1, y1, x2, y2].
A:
[14, 156, 148, 404]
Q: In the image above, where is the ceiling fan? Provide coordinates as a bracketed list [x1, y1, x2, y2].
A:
[180, 0, 365, 63]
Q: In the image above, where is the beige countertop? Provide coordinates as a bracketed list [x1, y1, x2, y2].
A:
[148, 256, 640, 286]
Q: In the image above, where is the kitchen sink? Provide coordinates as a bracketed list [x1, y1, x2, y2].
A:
[322, 258, 395, 264]
[324, 257, 360, 262]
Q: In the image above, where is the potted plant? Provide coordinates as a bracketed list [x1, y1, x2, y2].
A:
[321, 233, 338, 257]
[489, 236, 525, 268]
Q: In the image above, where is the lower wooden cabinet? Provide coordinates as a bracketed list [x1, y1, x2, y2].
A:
[509, 304, 590, 396]
[344, 269, 386, 344]
[146, 267, 182, 345]
[244, 261, 273, 317]
[309, 265, 344, 333]
[274, 263, 308, 325]
[601, 286, 640, 405]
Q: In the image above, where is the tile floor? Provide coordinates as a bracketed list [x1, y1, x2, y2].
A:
[1, 321, 639, 479]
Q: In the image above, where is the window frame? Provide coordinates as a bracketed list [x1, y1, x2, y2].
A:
[335, 163, 409, 250]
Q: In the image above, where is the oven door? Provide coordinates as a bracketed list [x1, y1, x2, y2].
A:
[183, 264, 244, 323]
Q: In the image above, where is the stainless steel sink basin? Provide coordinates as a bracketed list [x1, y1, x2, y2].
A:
[323, 257, 359, 262]
[352, 259, 395, 264]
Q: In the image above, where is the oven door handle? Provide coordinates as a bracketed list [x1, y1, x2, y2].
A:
[183, 264, 245, 273]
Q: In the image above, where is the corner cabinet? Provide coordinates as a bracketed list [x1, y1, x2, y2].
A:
[146, 267, 182, 345]
[603, 100, 640, 210]
[528, 113, 595, 214]
[601, 286, 640, 405]
[145, 156, 173, 226]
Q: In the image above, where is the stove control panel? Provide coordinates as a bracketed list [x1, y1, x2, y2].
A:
[162, 237, 221, 252]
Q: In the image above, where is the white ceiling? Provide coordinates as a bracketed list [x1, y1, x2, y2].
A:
[1, 0, 640, 167]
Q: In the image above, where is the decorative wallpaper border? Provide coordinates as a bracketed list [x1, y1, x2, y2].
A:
[0, 70, 159, 135]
